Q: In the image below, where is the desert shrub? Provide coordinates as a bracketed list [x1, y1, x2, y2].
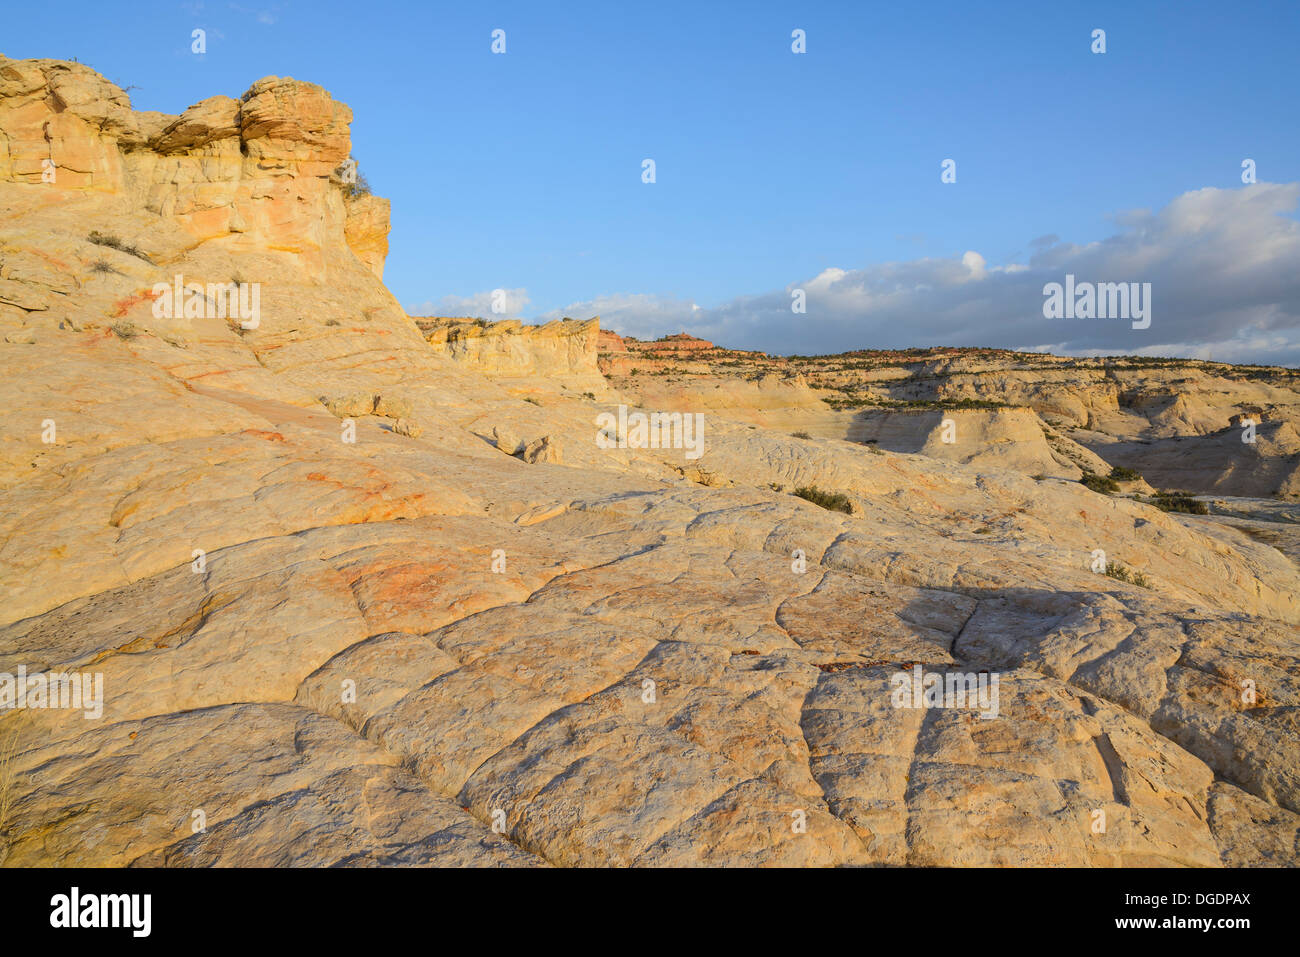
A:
[1147, 491, 1208, 515]
[0, 721, 20, 840]
[1104, 561, 1151, 588]
[339, 156, 372, 199]
[344, 171, 372, 199]
[90, 259, 121, 275]
[88, 230, 152, 263]
[110, 321, 139, 339]
[1079, 470, 1119, 494]
[1109, 465, 1143, 482]
[791, 431, 811, 440]
[793, 485, 854, 514]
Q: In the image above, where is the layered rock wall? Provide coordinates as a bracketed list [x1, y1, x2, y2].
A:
[0, 56, 387, 276]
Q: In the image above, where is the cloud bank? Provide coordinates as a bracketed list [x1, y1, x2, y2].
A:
[407, 287, 531, 319]
[535, 183, 1300, 365]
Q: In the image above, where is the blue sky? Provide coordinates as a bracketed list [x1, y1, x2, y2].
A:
[5, 0, 1299, 360]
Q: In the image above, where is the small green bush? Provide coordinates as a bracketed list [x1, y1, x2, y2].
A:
[1104, 561, 1151, 588]
[1147, 491, 1208, 515]
[1080, 470, 1119, 494]
[340, 156, 372, 200]
[1109, 465, 1142, 482]
[793, 485, 854, 514]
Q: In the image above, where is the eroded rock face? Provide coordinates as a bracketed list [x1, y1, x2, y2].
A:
[415, 316, 605, 391]
[0, 58, 1297, 869]
[0, 55, 387, 275]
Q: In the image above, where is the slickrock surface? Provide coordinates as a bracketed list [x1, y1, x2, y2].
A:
[1, 57, 1298, 868]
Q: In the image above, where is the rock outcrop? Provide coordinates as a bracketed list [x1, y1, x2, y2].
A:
[0, 56, 388, 275]
[415, 316, 605, 391]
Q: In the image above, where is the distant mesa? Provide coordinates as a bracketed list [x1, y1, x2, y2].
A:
[639, 332, 716, 353]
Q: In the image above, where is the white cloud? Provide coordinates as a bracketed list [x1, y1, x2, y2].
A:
[535, 292, 699, 339]
[538, 183, 1300, 364]
[407, 287, 531, 319]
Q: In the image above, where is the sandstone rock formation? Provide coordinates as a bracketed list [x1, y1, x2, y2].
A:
[605, 343, 1300, 497]
[415, 316, 605, 393]
[0, 56, 387, 274]
[1, 57, 1297, 869]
